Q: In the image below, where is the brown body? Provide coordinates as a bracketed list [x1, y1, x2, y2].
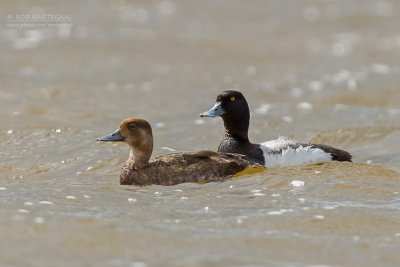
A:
[98, 118, 253, 186]
[120, 150, 250, 186]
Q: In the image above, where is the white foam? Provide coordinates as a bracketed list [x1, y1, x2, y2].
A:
[372, 63, 391, 74]
[18, 209, 29, 213]
[39, 201, 54, 205]
[13, 30, 45, 49]
[35, 217, 45, 224]
[298, 198, 306, 203]
[161, 146, 176, 152]
[309, 80, 323, 91]
[282, 116, 293, 123]
[155, 122, 166, 128]
[297, 102, 313, 111]
[255, 104, 271, 115]
[332, 69, 351, 84]
[195, 119, 205, 125]
[290, 180, 305, 187]
[268, 209, 289, 215]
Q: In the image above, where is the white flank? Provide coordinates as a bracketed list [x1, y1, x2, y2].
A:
[260, 137, 331, 167]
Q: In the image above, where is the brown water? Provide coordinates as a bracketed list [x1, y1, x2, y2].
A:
[1, 0, 400, 266]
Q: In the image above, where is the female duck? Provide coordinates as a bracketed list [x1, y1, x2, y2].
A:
[97, 117, 253, 186]
[200, 90, 352, 167]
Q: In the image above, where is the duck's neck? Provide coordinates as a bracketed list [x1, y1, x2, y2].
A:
[222, 115, 250, 143]
[128, 144, 153, 169]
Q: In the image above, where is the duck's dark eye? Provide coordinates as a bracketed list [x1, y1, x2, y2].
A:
[127, 123, 135, 129]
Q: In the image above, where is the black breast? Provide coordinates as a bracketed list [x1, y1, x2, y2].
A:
[218, 137, 265, 166]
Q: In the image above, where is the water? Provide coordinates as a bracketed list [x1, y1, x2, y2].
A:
[1, 0, 400, 266]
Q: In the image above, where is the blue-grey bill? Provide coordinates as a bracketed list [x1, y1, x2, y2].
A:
[200, 102, 226, 117]
[97, 129, 124, 142]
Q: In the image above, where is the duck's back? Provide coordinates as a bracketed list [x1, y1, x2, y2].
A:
[120, 150, 251, 186]
[260, 137, 352, 167]
[218, 136, 352, 168]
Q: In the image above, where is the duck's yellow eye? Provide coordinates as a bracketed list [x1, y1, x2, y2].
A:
[230, 96, 235, 101]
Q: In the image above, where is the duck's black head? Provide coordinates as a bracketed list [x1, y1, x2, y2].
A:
[200, 90, 250, 141]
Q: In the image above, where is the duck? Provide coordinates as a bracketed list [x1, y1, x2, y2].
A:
[200, 90, 352, 167]
[97, 117, 254, 186]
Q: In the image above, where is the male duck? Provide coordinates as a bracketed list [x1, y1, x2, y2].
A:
[200, 90, 352, 167]
[97, 117, 253, 186]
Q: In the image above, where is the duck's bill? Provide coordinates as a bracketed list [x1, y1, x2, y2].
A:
[97, 129, 124, 142]
[200, 102, 226, 117]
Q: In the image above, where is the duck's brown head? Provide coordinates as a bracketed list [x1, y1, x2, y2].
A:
[98, 117, 154, 167]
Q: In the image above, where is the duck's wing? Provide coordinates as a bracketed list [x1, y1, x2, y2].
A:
[186, 150, 219, 158]
[186, 150, 250, 161]
[145, 151, 251, 185]
[260, 137, 352, 167]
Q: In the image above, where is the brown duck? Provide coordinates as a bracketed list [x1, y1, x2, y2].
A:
[97, 117, 254, 186]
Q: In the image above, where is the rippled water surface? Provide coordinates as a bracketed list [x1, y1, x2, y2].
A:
[1, 0, 400, 266]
